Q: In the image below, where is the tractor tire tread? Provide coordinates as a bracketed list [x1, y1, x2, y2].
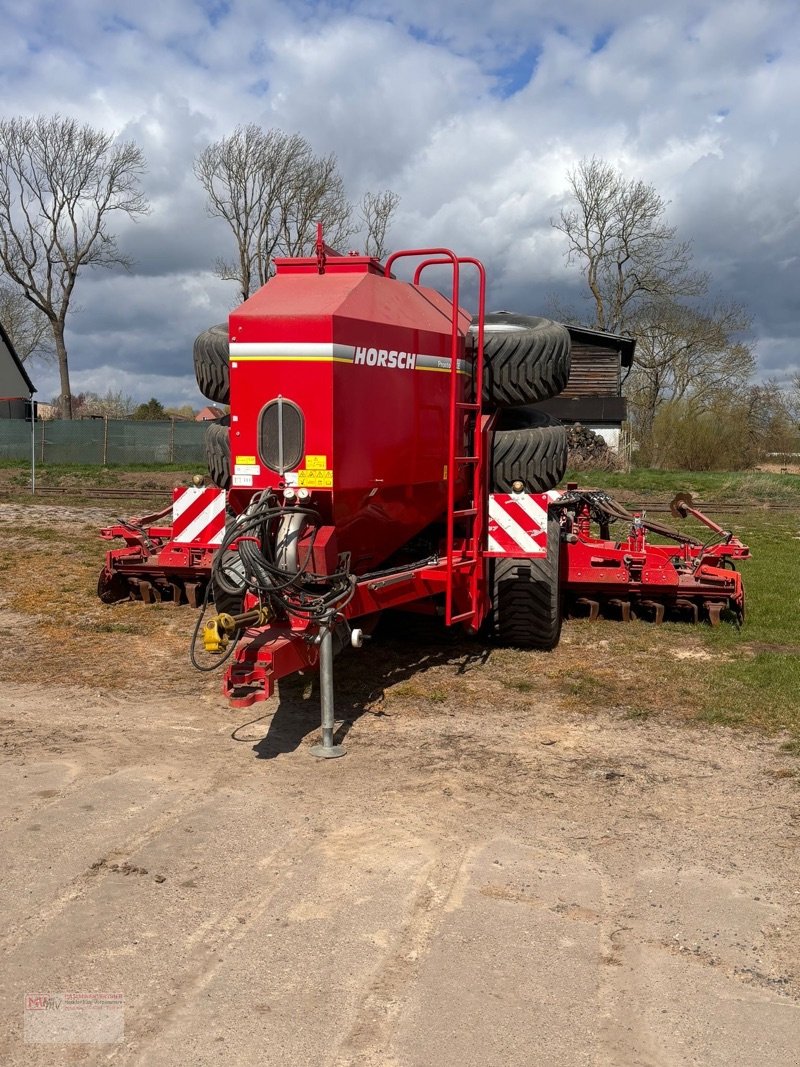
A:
[491, 411, 568, 493]
[204, 416, 231, 489]
[491, 518, 562, 650]
[194, 323, 230, 405]
[476, 313, 571, 408]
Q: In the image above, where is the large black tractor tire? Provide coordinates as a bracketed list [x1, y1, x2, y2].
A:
[204, 416, 231, 490]
[490, 517, 562, 650]
[194, 323, 230, 405]
[211, 547, 245, 616]
[474, 312, 571, 409]
[491, 408, 568, 493]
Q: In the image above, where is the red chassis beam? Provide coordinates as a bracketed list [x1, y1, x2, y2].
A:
[223, 553, 482, 708]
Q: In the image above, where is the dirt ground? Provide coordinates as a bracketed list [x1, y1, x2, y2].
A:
[1, 502, 799, 1065]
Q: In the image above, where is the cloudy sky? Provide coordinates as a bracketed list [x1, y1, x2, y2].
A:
[1, 0, 798, 407]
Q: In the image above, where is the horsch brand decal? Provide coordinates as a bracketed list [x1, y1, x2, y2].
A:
[354, 347, 417, 369]
[229, 341, 469, 374]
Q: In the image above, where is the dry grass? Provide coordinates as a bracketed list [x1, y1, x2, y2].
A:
[1, 487, 798, 743]
[0, 511, 193, 692]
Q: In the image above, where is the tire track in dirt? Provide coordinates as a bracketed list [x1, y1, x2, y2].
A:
[330, 844, 471, 1067]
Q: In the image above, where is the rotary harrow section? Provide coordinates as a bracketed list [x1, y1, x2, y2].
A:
[97, 487, 226, 606]
[554, 489, 749, 626]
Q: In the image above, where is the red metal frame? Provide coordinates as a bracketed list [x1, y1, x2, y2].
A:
[557, 498, 748, 624]
[98, 525, 216, 606]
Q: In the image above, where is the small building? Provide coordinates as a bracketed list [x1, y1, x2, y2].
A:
[535, 325, 636, 449]
[0, 320, 36, 418]
[195, 405, 225, 422]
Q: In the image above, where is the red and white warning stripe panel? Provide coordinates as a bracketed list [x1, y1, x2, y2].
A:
[171, 487, 226, 545]
[486, 493, 549, 556]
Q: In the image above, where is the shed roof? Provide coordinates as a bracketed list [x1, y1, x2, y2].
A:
[564, 324, 636, 368]
[0, 320, 36, 398]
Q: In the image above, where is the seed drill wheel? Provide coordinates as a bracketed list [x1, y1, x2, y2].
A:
[474, 312, 571, 409]
[211, 547, 245, 615]
[194, 323, 230, 405]
[490, 408, 568, 493]
[204, 415, 231, 489]
[490, 517, 562, 650]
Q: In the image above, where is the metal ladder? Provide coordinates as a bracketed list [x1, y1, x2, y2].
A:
[384, 249, 487, 629]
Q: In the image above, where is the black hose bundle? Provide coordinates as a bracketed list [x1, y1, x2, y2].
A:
[211, 491, 355, 623]
[554, 490, 703, 546]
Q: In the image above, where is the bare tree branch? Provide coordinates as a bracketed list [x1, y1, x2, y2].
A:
[553, 157, 706, 334]
[195, 126, 359, 302]
[0, 115, 148, 417]
[0, 280, 54, 363]
[625, 298, 755, 440]
[359, 189, 400, 260]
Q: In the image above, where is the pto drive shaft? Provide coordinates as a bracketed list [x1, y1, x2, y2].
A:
[203, 606, 271, 653]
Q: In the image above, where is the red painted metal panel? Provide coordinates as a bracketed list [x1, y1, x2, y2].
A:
[227, 254, 474, 571]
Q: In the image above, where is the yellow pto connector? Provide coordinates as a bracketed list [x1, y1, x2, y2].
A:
[203, 606, 271, 653]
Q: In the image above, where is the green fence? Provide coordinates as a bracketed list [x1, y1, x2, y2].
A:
[0, 418, 208, 465]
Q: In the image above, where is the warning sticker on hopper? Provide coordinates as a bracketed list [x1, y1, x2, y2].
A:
[305, 455, 328, 469]
[298, 469, 333, 488]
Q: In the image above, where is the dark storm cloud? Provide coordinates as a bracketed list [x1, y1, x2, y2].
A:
[2, 0, 798, 404]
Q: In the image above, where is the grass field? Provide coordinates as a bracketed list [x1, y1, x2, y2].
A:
[564, 466, 800, 505]
[1, 464, 798, 743]
[559, 468, 800, 742]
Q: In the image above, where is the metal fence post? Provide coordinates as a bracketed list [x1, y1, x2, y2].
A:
[40, 418, 45, 464]
[170, 418, 175, 463]
[30, 398, 35, 494]
[103, 416, 109, 466]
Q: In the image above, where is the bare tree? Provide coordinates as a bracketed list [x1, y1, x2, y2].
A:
[0, 116, 148, 418]
[274, 149, 355, 258]
[626, 299, 755, 435]
[554, 157, 756, 455]
[553, 156, 706, 333]
[359, 189, 400, 260]
[195, 126, 357, 302]
[0, 280, 53, 363]
[194, 126, 308, 302]
[789, 373, 800, 425]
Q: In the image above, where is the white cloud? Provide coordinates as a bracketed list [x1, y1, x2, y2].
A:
[1, 0, 799, 405]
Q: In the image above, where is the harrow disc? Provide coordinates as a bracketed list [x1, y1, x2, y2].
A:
[97, 568, 131, 604]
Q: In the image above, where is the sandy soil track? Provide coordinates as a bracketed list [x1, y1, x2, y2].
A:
[0, 502, 798, 1065]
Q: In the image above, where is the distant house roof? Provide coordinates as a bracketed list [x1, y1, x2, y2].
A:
[195, 405, 225, 422]
[0, 319, 35, 399]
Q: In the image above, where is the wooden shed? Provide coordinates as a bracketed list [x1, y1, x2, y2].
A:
[535, 325, 635, 448]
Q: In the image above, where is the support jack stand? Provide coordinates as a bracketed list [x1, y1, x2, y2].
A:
[310, 623, 346, 759]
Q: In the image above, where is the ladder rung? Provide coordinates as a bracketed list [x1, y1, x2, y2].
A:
[452, 508, 477, 518]
[455, 401, 480, 411]
[448, 557, 477, 569]
[449, 609, 476, 623]
[455, 455, 478, 463]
